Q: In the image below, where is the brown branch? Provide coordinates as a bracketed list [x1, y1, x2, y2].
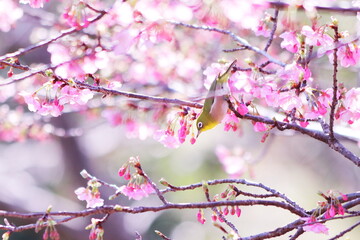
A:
[329, 24, 339, 141]
[203, 183, 240, 237]
[136, 163, 169, 205]
[328, 221, 360, 240]
[240, 219, 304, 240]
[264, 9, 279, 52]
[74, 81, 203, 109]
[168, 20, 286, 67]
[226, 99, 360, 167]
[0, 9, 107, 62]
[162, 178, 306, 215]
[2, 58, 359, 166]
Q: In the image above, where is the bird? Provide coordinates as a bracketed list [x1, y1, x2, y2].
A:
[196, 59, 237, 137]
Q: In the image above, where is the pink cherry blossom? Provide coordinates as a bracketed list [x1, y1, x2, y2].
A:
[338, 88, 360, 124]
[235, 206, 241, 217]
[277, 62, 312, 84]
[20, 91, 64, 117]
[178, 120, 188, 143]
[237, 103, 249, 116]
[58, 86, 94, 105]
[324, 205, 336, 219]
[301, 25, 333, 47]
[20, 0, 49, 8]
[154, 129, 181, 148]
[75, 187, 104, 208]
[0, 0, 23, 32]
[253, 122, 267, 132]
[19, 91, 41, 113]
[279, 31, 300, 53]
[299, 121, 309, 128]
[120, 182, 154, 200]
[254, 20, 271, 37]
[302, 216, 329, 235]
[337, 203, 345, 215]
[63, 2, 91, 29]
[338, 43, 360, 67]
[275, 90, 303, 112]
[37, 100, 64, 117]
[223, 112, 240, 132]
[197, 209, 206, 224]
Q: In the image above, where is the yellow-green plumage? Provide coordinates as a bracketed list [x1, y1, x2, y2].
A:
[196, 60, 237, 137]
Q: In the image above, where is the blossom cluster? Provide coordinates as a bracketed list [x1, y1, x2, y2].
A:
[301, 191, 348, 235]
[117, 156, 155, 200]
[20, 81, 93, 117]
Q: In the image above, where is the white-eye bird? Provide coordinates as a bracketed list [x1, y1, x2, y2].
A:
[196, 60, 237, 137]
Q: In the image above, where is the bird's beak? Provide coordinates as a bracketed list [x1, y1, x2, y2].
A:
[196, 130, 201, 138]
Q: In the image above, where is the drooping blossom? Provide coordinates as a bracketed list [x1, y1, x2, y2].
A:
[279, 31, 300, 53]
[119, 181, 154, 200]
[253, 122, 267, 132]
[254, 18, 271, 37]
[302, 216, 329, 235]
[86, 218, 104, 240]
[58, 85, 94, 106]
[178, 120, 188, 143]
[237, 103, 249, 116]
[154, 129, 181, 148]
[223, 112, 240, 132]
[63, 2, 90, 29]
[20, 91, 64, 117]
[75, 187, 104, 208]
[197, 209, 206, 224]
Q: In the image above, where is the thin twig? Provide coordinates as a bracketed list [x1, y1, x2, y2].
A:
[168, 20, 286, 67]
[329, 24, 339, 141]
[162, 178, 307, 215]
[203, 183, 240, 237]
[155, 230, 171, 240]
[328, 221, 360, 240]
[136, 163, 169, 205]
[226, 99, 360, 167]
[264, 9, 279, 52]
[0, 10, 108, 62]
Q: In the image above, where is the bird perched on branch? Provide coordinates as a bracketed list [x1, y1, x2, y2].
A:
[196, 60, 237, 137]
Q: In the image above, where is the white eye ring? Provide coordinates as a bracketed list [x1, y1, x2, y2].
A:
[197, 122, 203, 129]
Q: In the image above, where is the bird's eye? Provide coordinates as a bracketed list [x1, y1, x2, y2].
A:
[197, 121, 203, 129]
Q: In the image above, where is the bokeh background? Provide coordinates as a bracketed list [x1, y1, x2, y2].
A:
[0, 0, 360, 240]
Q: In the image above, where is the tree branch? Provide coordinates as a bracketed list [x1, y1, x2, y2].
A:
[0, 8, 108, 62]
[264, 9, 279, 52]
[226, 100, 360, 167]
[329, 24, 339, 141]
[168, 20, 286, 67]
